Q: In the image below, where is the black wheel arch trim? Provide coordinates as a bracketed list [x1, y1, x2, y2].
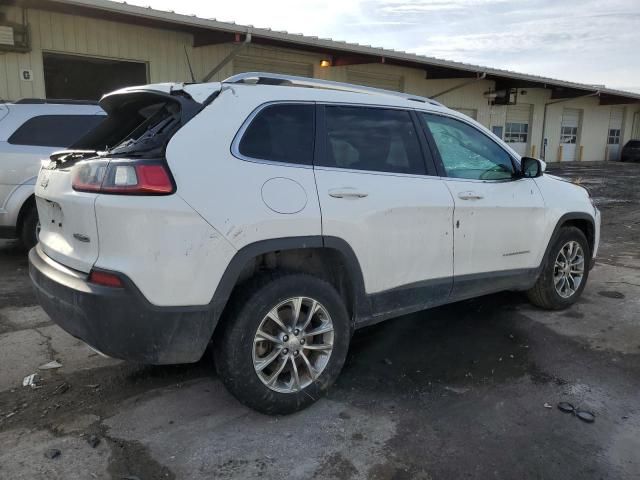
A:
[541, 212, 596, 271]
[209, 235, 371, 330]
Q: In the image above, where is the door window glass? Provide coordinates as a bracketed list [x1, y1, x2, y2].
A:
[322, 106, 425, 175]
[422, 114, 514, 180]
[238, 104, 314, 165]
[8, 114, 105, 147]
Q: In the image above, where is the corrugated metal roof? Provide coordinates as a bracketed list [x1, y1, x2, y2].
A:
[40, 0, 640, 101]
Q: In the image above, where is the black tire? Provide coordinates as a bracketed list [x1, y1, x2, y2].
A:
[527, 226, 590, 310]
[214, 272, 351, 415]
[19, 205, 39, 251]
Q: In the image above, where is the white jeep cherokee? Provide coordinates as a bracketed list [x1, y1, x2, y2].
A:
[30, 73, 600, 414]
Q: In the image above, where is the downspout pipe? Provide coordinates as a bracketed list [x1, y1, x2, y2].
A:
[201, 32, 252, 83]
[431, 72, 487, 99]
[540, 90, 600, 160]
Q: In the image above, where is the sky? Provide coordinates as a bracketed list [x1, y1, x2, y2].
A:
[129, 0, 640, 93]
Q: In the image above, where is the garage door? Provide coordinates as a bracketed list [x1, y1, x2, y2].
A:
[560, 108, 581, 161]
[452, 108, 477, 120]
[505, 104, 531, 156]
[43, 53, 147, 101]
[346, 68, 403, 92]
[233, 56, 313, 78]
[607, 107, 624, 160]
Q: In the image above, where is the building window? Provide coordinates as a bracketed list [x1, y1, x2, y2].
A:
[560, 126, 578, 144]
[607, 128, 621, 145]
[504, 122, 528, 143]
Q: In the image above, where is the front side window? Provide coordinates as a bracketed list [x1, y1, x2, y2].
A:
[238, 104, 314, 165]
[321, 106, 425, 175]
[422, 114, 515, 181]
[8, 114, 105, 147]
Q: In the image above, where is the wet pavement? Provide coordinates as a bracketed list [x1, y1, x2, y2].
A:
[1, 161, 639, 479]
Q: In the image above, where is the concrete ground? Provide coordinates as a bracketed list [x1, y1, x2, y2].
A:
[1, 161, 639, 479]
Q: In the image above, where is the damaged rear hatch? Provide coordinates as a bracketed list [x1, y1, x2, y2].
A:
[36, 82, 221, 272]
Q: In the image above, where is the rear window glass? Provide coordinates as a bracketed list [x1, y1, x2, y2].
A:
[72, 97, 186, 158]
[238, 104, 314, 165]
[8, 114, 105, 147]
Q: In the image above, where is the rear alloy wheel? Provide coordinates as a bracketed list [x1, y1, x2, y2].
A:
[214, 273, 350, 414]
[527, 226, 590, 310]
[253, 296, 335, 393]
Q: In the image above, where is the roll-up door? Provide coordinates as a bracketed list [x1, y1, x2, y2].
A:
[346, 68, 403, 92]
[505, 104, 532, 156]
[233, 56, 314, 78]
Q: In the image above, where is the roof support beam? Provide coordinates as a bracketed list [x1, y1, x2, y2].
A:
[431, 72, 487, 99]
[330, 54, 380, 67]
[599, 95, 640, 106]
[193, 30, 239, 47]
[550, 87, 595, 100]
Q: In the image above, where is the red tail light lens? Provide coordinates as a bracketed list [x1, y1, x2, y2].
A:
[88, 270, 124, 288]
[72, 159, 174, 195]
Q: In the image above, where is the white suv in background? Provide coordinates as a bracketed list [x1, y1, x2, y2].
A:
[29, 73, 600, 414]
[0, 100, 104, 248]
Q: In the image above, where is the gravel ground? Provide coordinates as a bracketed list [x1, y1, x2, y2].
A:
[1, 161, 639, 479]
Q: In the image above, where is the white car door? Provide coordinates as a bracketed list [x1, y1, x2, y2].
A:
[314, 105, 454, 316]
[419, 112, 547, 299]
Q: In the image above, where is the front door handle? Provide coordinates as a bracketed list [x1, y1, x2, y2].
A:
[458, 191, 484, 200]
[328, 188, 369, 199]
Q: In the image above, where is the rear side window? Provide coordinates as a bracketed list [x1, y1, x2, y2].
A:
[238, 104, 314, 165]
[321, 106, 425, 175]
[8, 114, 105, 147]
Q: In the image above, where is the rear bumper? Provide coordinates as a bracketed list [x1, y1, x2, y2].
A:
[29, 245, 214, 364]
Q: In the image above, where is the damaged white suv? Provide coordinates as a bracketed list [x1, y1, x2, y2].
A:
[30, 73, 600, 414]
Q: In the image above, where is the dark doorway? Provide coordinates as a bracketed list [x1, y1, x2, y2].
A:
[43, 53, 148, 101]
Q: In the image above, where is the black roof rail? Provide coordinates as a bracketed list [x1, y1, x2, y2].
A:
[15, 98, 100, 106]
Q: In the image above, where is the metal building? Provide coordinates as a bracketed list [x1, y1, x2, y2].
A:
[1, 0, 639, 162]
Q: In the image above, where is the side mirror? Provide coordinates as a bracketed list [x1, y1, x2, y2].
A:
[520, 157, 545, 178]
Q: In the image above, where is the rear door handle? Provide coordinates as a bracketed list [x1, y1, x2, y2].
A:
[328, 188, 368, 199]
[457, 191, 484, 200]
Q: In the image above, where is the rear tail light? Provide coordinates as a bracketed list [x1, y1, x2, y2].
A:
[88, 270, 124, 288]
[72, 159, 174, 195]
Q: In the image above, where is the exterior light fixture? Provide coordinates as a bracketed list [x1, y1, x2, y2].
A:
[320, 59, 331, 67]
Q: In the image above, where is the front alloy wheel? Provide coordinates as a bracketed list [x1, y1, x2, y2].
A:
[253, 296, 334, 393]
[527, 226, 590, 310]
[553, 241, 585, 299]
